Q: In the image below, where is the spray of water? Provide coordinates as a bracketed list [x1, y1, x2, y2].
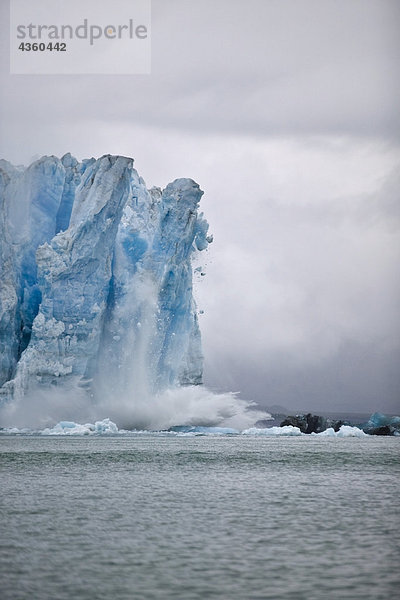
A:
[0, 382, 268, 431]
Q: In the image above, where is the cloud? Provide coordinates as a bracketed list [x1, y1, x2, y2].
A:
[194, 139, 400, 412]
[1, 0, 400, 165]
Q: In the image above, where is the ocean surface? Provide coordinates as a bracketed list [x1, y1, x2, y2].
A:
[1, 434, 399, 600]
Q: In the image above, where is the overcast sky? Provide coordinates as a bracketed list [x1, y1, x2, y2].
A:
[1, 0, 399, 414]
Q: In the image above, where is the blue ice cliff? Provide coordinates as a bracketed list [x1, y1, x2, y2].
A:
[0, 154, 213, 422]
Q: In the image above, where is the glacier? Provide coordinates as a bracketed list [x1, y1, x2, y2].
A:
[1, 153, 255, 429]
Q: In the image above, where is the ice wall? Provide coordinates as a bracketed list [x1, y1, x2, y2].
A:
[0, 154, 211, 406]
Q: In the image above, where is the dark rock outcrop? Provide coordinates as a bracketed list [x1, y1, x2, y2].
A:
[369, 425, 392, 436]
[280, 413, 325, 434]
[280, 413, 351, 434]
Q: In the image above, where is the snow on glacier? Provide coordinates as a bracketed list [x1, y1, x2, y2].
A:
[0, 153, 267, 430]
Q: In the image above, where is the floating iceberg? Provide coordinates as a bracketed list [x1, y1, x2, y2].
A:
[314, 425, 367, 438]
[362, 412, 400, 436]
[242, 425, 303, 436]
[40, 418, 119, 436]
[242, 424, 368, 437]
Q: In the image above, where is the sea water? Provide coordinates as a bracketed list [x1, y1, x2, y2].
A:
[1, 434, 399, 600]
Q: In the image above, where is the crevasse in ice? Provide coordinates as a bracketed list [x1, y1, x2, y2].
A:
[0, 154, 212, 404]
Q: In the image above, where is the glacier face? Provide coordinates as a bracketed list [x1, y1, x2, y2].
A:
[0, 154, 211, 410]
